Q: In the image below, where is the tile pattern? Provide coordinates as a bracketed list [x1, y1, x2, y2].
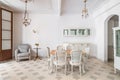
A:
[0, 58, 120, 80]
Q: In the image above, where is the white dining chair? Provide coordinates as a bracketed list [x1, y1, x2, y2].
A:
[47, 47, 51, 69]
[82, 47, 90, 71]
[69, 51, 82, 76]
[53, 46, 67, 75]
[46, 47, 57, 73]
[84, 47, 90, 58]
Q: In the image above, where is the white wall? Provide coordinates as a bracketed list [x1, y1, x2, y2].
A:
[13, 13, 96, 58]
[93, 0, 120, 61]
[13, 0, 120, 60]
[13, 13, 23, 57]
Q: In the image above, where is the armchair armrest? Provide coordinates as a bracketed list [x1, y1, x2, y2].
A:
[28, 48, 31, 60]
[15, 49, 18, 61]
[15, 49, 18, 55]
[28, 48, 31, 53]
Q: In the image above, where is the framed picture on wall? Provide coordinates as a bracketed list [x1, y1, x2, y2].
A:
[63, 28, 90, 37]
[63, 29, 69, 36]
[70, 29, 77, 36]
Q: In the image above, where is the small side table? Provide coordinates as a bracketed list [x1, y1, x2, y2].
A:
[34, 47, 41, 61]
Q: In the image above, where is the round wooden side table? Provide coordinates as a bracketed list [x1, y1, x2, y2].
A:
[34, 47, 41, 61]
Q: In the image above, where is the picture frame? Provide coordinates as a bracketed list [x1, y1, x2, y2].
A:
[63, 28, 90, 37]
[63, 29, 69, 36]
[70, 29, 77, 36]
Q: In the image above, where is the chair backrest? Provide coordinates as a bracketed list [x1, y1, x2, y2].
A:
[71, 44, 79, 51]
[56, 46, 66, 62]
[18, 44, 30, 53]
[56, 52, 66, 62]
[70, 51, 82, 63]
[84, 47, 90, 54]
[84, 47, 90, 59]
[66, 45, 72, 50]
[47, 47, 50, 58]
[57, 45, 64, 54]
[62, 43, 69, 50]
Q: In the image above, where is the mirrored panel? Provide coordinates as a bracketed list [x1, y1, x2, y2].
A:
[2, 10, 11, 21]
[2, 21, 11, 30]
[2, 31, 11, 39]
[63, 28, 90, 37]
[70, 29, 77, 36]
[63, 29, 69, 36]
[2, 40, 11, 50]
[116, 30, 120, 57]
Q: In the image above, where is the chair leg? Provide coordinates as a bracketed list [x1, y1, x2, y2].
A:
[16, 59, 18, 62]
[51, 64, 56, 72]
[82, 64, 85, 73]
[71, 65, 73, 74]
[48, 61, 50, 69]
[56, 65, 57, 76]
[65, 65, 67, 75]
[51, 61, 55, 73]
[29, 58, 31, 61]
[79, 65, 82, 76]
[85, 63, 88, 70]
[29, 57, 31, 61]
[17, 59, 19, 62]
[114, 68, 117, 74]
[16, 57, 19, 62]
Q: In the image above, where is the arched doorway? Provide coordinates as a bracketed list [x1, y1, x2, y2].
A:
[105, 15, 119, 62]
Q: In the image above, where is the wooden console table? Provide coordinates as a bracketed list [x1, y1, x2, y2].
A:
[34, 47, 41, 60]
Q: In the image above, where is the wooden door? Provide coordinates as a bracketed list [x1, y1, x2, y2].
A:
[0, 8, 13, 61]
[0, 8, 2, 60]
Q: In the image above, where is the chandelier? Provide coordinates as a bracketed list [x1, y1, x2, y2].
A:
[21, 0, 32, 27]
[82, 0, 89, 18]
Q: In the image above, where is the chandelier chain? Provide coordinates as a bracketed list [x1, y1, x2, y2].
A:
[82, 0, 89, 18]
[20, 0, 32, 27]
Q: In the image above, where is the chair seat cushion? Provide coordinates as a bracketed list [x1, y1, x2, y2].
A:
[17, 53, 29, 57]
[54, 61, 66, 66]
[70, 61, 82, 66]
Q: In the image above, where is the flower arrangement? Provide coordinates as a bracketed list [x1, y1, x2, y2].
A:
[35, 43, 39, 47]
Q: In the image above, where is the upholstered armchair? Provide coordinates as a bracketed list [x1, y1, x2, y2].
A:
[15, 44, 31, 61]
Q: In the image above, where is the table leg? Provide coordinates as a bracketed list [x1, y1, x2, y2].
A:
[34, 56, 42, 61]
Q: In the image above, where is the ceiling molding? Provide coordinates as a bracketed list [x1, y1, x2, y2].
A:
[0, 0, 112, 15]
[52, 0, 61, 16]
[93, 0, 120, 18]
[57, 0, 61, 16]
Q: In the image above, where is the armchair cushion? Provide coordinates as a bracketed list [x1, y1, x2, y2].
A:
[18, 44, 29, 53]
[17, 53, 29, 57]
[18, 48, 28, 53]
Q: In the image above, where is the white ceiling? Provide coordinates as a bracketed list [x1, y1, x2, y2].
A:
[0, 0, 110, 15]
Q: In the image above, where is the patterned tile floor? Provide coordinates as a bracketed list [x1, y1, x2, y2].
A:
[0, 58, 120, 80]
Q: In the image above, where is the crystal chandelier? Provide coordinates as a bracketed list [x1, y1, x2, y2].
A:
[21, 0, 32, 27]
[82, 0, 89, 18]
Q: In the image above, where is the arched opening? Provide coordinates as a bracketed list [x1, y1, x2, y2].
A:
[105, 15, 119, 62]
